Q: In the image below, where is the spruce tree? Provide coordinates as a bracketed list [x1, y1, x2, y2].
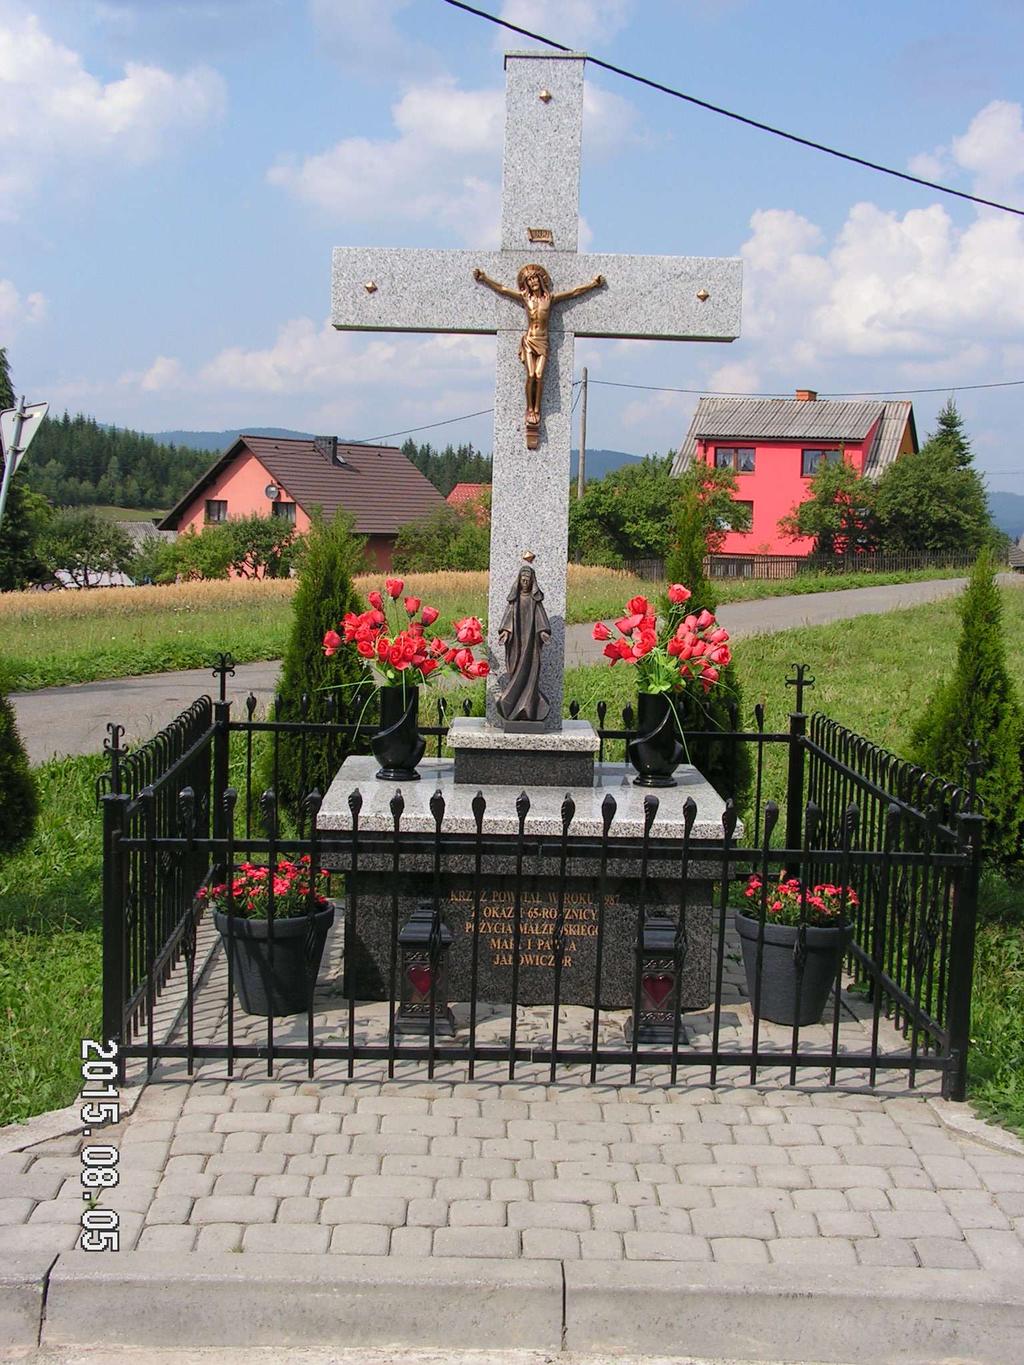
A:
[0, 682, 37, 854]
[264, 512, 372, 822]
[911, 549, 1024, 866]
[932, 397, 973, 469]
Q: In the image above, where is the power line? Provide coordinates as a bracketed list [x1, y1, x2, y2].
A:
[442, 0, 1024, 219]
[349, 406, 494, 445]
[589, 377, 1024, 398]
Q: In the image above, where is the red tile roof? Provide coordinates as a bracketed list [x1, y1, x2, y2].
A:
[159, 436, 444, 534]
[447, 482, 491, 506]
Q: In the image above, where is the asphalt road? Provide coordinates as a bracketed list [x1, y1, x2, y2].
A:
[12, 575, 1019, 765]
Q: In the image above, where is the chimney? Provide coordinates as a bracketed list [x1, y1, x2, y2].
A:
[795, 388, 817, 402]
[314, 435, 345, 465]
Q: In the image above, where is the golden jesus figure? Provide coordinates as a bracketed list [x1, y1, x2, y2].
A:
[473, 263, 604, 445]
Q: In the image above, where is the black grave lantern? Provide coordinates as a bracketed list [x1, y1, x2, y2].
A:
[626, 913, 681, 1044]
[397, 898, 455, 1036]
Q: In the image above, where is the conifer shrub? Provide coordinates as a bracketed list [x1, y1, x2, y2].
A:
[910, 550, 1024, 867]
[0, 678, 38, 854]
[263, 513, 372, 822]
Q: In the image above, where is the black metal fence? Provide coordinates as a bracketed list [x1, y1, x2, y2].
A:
[99, 660, 982, 1097]
[620, 550, 995, 582]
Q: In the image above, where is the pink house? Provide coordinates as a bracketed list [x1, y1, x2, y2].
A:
[159, 435, 445, 570]
[672, 390, 917, 556]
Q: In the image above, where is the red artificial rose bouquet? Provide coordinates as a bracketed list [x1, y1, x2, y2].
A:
[743, 874, 858, 928]
[200, 856, 330, 920]
[592, 583, 731, 695]
[322, 577, 489, 687]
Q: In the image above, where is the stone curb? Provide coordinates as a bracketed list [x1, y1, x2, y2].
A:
[7, 1253, 1021, 1362]
[929, 1097, 1024, 1157]
[0, 1254, 54, 1348]
[0, 1080, 146, 1160]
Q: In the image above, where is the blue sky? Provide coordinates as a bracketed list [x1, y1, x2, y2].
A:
[2, 0, 1023, 490]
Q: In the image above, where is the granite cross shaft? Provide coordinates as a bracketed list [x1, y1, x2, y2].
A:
[331, 51, 742, 730]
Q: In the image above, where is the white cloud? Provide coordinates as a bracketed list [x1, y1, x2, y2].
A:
[268, 71, 640, 244]
[269, 77, 504, 244]
[0, 7, 225, 214]
[909, 100, 1024, 203]
[497, 0, 633, 49]
[0, 277, 47, 330]
[309, 0, 441, 81]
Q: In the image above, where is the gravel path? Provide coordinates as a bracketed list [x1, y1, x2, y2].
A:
[12, 576, 1021, 765]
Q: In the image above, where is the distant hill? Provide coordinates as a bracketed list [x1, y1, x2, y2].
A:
[148, 426, 314, 452]
[572, 448, 648, 481]
[988, 490, 1024, 540]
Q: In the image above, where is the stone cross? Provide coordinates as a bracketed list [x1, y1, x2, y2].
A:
[331, 51, 741, 729]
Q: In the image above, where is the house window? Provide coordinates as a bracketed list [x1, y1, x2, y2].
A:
[204, 499, 227, 523]
[802, 448, 842, 478]
[272, 500, 296, 524]
[716, 500, 754, 532]
[714, 446, 755, 473]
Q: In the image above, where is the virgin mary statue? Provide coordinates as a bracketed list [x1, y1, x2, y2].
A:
[496, 563, 551, 725]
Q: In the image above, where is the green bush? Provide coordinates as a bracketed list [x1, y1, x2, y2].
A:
[911, 550, 1024, 866]
[263, 512, 371, 821]
[392, 503, 489, 572]
[0, 685, 37, 854]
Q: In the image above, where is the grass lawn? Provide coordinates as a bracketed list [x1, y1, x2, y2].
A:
[3, 588, 1023, 1134]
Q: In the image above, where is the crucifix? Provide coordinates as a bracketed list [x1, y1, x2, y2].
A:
[331, 51, 742, 730]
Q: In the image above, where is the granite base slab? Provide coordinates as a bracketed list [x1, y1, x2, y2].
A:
[318, 756, 736, 1009]
[448, 716, 598, 788]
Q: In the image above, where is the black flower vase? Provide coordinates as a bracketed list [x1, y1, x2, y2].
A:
[372, 684, 426, 781]
[628, 691, 685, 788]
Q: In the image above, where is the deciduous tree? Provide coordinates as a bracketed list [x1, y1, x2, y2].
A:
[38, 510, 135, 587]
[778, 457, 879, 556]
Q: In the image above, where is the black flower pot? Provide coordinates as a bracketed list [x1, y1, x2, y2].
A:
[735, 909, 849, 1027]
[628, 691, 685, 788]
[372, 684, 426, 781]
[214, 904, 334, 1017]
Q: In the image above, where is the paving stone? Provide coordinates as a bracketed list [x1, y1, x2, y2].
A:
[341, 1114, 382, 1136]
[308, 1176, 352, 1199]
[767, 1124, 821, 1146]
[712, 1186, 792, 1212]
[206, 1153, 286, 1177]
[854, 1236, 918, 1266]
[163, 1155, 208, 1175]
[508, 1201, 590, 1230]
[462, 1158, 516, 1180]
[517, 1159, 557, 1181]
[277, 1196, 321, 1223]
[691, 1208, 773, 1239]
[816, 1211, 875, 1238]
[532, 1178, 613, 1205]
[380, 1115, 455, 1137]
[351, 1133, 428, 1156]
[809, 1165, 892, 1189]
[433, 1226, 521, 1258]
[522, 1228, 581, 1259]
[780, 1145, 841, 1166]
[288, 1154, 327, 1177]
[847, 1187, 891, 1211]
[390, 1225, 434, 1255]
[491, 1179, 531, 1202]
[623, 1232, 710, 1261]
[170, 1134, 224, 1157]
[262, 1133, 316, 1155]
[580, 1230, 624, 1259]
[183, 1095, 233, 1115]
[329, 1223, 391, 1255]
[3, 1223, 82, 1253]
[195, 1223, 243, 1252]
[404, 1197, 448, 1226]
[121, 1120, 177, 1144]
[145, 1196, 193, 1225]
[119, 1142, 170, 1171]
[137, 1225, 198, 1252]
[434, 1177, 489, 1201]
[357, 1096, 430, 1115]
[791, 1189, 849, 1212]
[816, 1125, 861, 1148]
[655, 1185, 713, 1210]
[173, 1114, 216, 1134]
[663, 1163, 754, 1187]
[243, 1223, 331, 1254]
[963, 1227, 1024, 1270]
[634, 1207, 694, 1234]
[0, 1198, 35, 1224]
[919, 1154, 982, 1189]
[871, 1210, 963, 1239]
[710, 1235, 782, 1272]
[213, 1112, 292, 1134]
[769, 1237, 857, 1265]
[448, 1200, 507, 1226]
[995, 1192, 1024, 1218]
[939, 1190, 1010, 1229]
[213, 1173, 257, 1196]
[772, 1211, 817, 1239]
[592, 1204, 635, 1231]
[254, 1174, 311, 1198]
[320, 1196, 407, 1227]
[27, 1200, 83, 1225]
[191, 1195, 277, 1225]
[913, 1236, 978, 1268]
[612, 1181, 658, 1207]
[888, 1188, 946, 1212]
[222, 1131, 263, 1154]
[380, 1154, 460, 1179]
[455, 1119, 509, 1140]
[323, 1154, 381, 1177]
[269, 1095, 321, 1114]
[230, 1094, 271, 1113]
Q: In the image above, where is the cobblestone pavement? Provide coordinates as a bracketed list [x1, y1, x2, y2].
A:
[4, 905, 1024, 1272]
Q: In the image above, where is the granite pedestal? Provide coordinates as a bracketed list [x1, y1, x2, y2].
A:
[318, 758, 737, 1011]
[448, 716, 599, 788]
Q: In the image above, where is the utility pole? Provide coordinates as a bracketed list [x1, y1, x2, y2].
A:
[576, 366, 588, 499]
